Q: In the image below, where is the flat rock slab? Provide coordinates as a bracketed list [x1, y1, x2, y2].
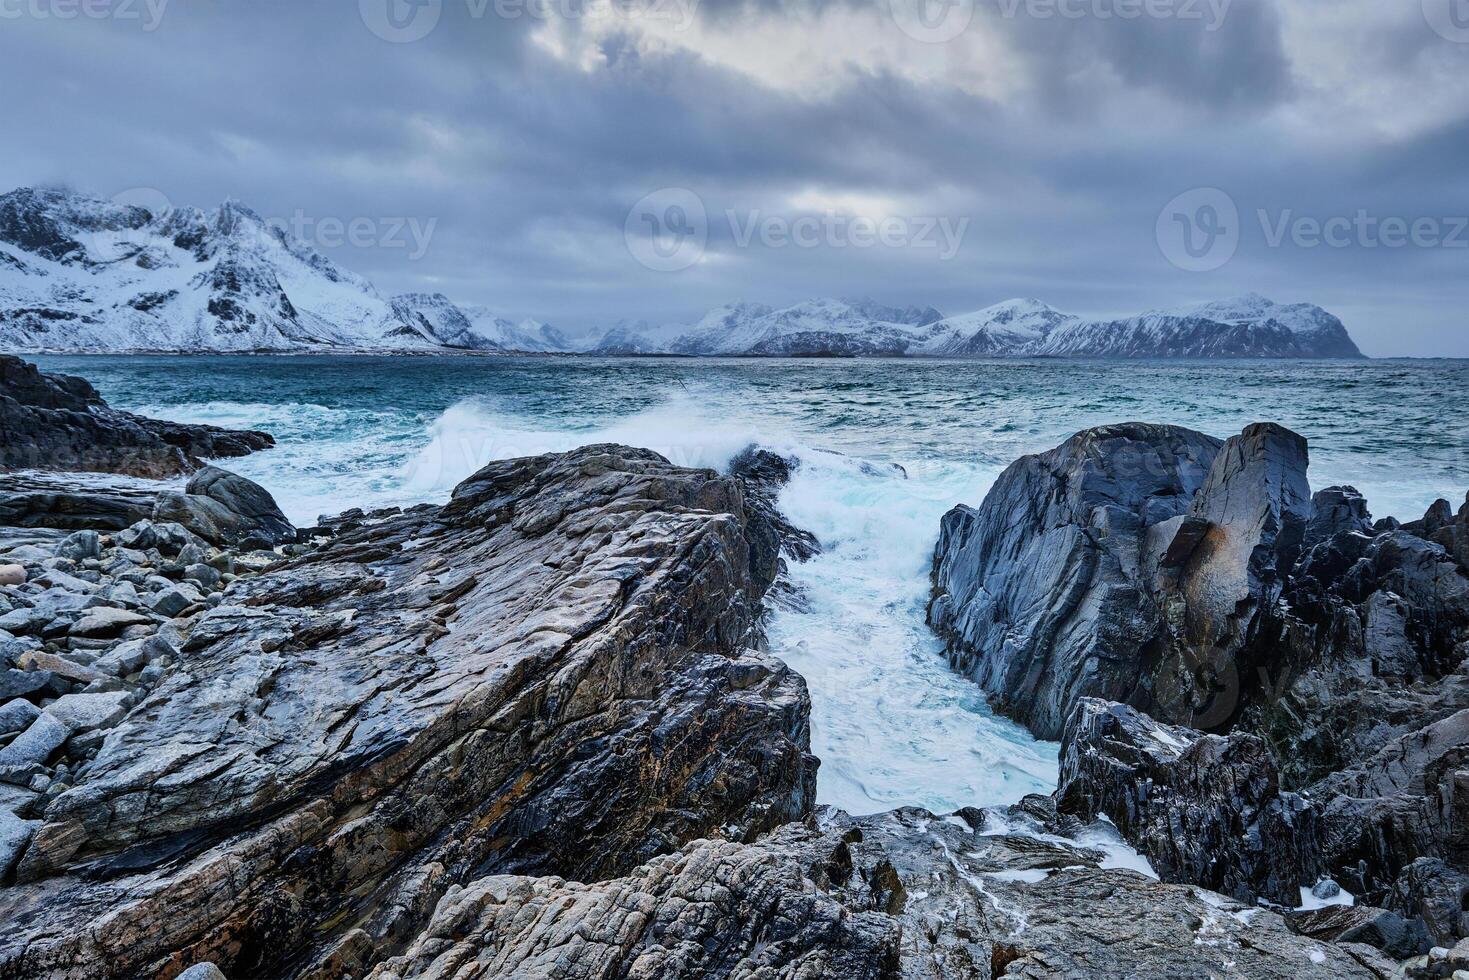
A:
[0, 712, 68, 768]
[43, 693, 130, 734]
[68, 607, 152, 639]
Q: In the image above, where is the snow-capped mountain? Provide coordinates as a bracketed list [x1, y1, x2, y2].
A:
[592, 294, 1363, 359]
[0, 187, 575, 354]
[0, 187, 1364, 359]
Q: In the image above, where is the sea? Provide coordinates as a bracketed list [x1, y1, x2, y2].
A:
[32, 354, 1469, 817]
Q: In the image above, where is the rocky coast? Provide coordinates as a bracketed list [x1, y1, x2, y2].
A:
[2, 357, 1463, 977]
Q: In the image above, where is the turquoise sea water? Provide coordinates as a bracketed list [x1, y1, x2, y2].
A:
[33, 355, 1469, 815]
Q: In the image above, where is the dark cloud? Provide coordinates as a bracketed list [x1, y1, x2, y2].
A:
[0, 0, 1464, 354]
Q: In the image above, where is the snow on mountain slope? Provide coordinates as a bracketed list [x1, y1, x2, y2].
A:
[592, 293, 1361, 359]
[0, 187, 575, 354]
[1033, 295, 1363, 358]
[590, 318, 693, 355]
[912, 298, 1073, 356]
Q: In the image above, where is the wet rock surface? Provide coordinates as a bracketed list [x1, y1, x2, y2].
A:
[1, 393, 1452, 979]
[931, 419, 1469, 948]
[0, 444, 816, 978]
[0, 355, 272, 478]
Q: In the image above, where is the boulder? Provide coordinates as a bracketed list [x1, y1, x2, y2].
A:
[0, 698, 40, 737]
[927, 422, 1223, 738]
[56, 530, 100, 562]
[68, 606, 151, 639]
[0, 565, 24, 587]
[0, 712, 68, 767]
[152, 467, 295, 547]
[1286, 903, 1430, 959]
[42, 692, 130, 733]
[0, 809, 40, 880]
[0, 355, 273, 478]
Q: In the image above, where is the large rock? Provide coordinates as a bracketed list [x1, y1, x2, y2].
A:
[927, 422, 1223, 738]
[362, 808, 1395, 980]
[0, 472, 160, 532]
[151, 466, 295, 547]
[0, 445, 816, 978]
[0, 355, 273, 478]
[1056, 698, 1318, 906]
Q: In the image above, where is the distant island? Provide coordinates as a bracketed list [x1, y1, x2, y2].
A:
[0, 187, 1361, 359]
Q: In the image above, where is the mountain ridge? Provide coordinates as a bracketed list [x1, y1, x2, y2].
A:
[0, 187, 1364, 358]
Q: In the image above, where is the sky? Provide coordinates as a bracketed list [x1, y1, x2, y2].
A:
[1, 0, 1466, 355]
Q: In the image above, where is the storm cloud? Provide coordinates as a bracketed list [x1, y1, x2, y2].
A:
[1, 0, 1465, 354]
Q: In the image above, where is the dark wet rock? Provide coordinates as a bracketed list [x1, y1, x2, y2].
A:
[1389, 858, 1469, 946]
[927, 422, 1223, 739]
[1286, 903, 1431, 959]
[151, 466, 295, 547]
[0, 445, 816, 978]
[361, 807, 1394, 980]
[929, 420, 1469, 939]
[1307, 486, 1375, 546]
[0, 355, 273, 478]
[0, 472, 160, 532]
[1056, 698, 1318, 906]
[1406, 493, 1469, 574]
[1171, 423, 1312, 658]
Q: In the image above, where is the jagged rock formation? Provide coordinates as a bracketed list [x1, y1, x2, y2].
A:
[931, 419, 1469, 945]
[926, 421, 1224, 739]
[1057, 699, 1319, 907]
[0, 355, 272, 477]
[364, 807, 1396, 980]
[1, 426, 1412, 978]
[0, 445, 816, 978]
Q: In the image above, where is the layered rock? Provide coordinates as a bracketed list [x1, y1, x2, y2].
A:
[363, 807, 1396, 980]
[0, 445, 816, 978]
[0, 355, 272, 477]
[932, 420, 1469, 940]
[927, 422, 1223, 738]
[1056, 699, 1318, 907]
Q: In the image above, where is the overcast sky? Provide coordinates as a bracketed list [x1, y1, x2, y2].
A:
[2, 0, 1466, 354]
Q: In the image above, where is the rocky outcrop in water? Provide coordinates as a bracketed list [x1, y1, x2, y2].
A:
[926, 422, 1223, 739]
[1, 427, 1414, 978]
[0, 355, 272, 477]
[931, 419, 1469, 946]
